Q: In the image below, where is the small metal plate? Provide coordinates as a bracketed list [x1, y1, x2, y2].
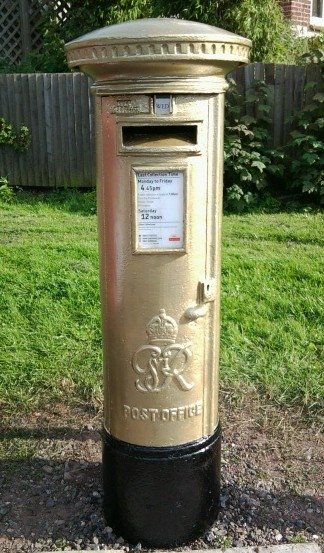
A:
[154, 94, 172, 115]
[106, 95, 151, 114]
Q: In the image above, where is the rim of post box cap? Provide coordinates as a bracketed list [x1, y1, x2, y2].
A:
[65, 18, 251, 94]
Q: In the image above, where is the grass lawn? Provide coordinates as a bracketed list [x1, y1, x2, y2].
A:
[0, 191, 323, 415]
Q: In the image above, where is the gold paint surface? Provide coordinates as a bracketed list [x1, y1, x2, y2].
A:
[65, 18, 251, 82]
[66, 19, 250, 447]
[92, 77, 229, 95]
[97, 94, 224, 446]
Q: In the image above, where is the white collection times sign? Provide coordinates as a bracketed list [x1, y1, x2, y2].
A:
[136, 170, 184, 251]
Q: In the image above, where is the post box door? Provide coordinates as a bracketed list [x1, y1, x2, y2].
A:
[98, 94, 221, 447]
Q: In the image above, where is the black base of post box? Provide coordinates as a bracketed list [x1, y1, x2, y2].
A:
[102, 425, 221, 548]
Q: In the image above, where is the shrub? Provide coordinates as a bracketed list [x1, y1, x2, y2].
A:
[297, 32, 324, 65]
[284, 35, 324, 203]
[0, 118, 30, 152]
[223, 80, 284, 211]
[284, 84, 324, 202]
[0, 177, 16, 204]
[0, 118, 30, 194]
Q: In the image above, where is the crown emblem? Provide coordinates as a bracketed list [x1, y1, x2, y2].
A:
[133, 308, 194, 393]
[146, 309, 178, 345]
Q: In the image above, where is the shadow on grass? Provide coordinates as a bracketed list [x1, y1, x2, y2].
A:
[0, 426, 101, 442]
[14, 188, 97, 216]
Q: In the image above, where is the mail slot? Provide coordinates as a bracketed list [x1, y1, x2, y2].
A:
[65, 18, 250, 548]
[119, 121, 202, 154]
[122, 125, 198, 147]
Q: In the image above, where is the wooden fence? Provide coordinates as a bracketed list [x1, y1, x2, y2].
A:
[0, 73, 95, 188]
[230, 62, 321, 146]
[0, 63, 321, 188]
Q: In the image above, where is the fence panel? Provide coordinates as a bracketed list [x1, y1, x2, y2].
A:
[0, 73, 94, 187]
[0, 64, 321, 188]
[229, 63, 320, 147]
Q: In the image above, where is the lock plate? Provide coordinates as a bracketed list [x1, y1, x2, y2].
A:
[199, 278, 216, 303]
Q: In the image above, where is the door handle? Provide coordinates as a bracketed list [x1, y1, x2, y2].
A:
[184, 304, 208, 321]
[184, 278, 216, 321]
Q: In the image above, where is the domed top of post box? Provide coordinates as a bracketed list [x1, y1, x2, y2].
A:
[65, 18, 251, 90]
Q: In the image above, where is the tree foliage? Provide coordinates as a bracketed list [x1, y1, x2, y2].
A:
[0, 0, 306, 73]
[149, 0, 302, 63]
[222, 0, 303, 63]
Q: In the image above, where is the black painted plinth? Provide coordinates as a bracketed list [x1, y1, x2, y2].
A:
[102, 425, 221, 548]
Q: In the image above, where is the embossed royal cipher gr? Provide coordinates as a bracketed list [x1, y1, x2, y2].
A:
[65, 17, 250, 549]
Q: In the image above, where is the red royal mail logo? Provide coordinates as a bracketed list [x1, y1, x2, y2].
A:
[169, 236, 180, 242]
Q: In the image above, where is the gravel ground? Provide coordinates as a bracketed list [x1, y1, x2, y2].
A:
[0, 395, 323, 552]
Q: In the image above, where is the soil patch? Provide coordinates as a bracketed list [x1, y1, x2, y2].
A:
[0, 396, 323, 552]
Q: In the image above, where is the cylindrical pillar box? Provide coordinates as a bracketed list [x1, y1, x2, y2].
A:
[65, 19, 250, 548]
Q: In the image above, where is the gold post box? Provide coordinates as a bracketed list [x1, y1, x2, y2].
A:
[65, 18, 250, 548]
